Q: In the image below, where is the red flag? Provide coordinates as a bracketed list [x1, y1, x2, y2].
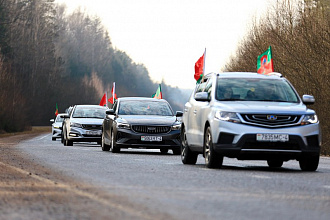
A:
[108, 82, 117, 104]
[99, 93, 107, 106]
[257, 46, 274, 75]
[194, 49, 206, 83]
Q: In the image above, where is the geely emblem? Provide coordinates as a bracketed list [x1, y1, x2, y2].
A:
[267, 115, 277, 120]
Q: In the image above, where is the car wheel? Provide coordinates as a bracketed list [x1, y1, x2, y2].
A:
[267, 159, 283, 168]
[52, 137, 56, 141]
[299, 155, 319, 171]
[110, 130, 120, 153]
[204, 127, 223, 169]
[160, 148, 168, 154]
[181, 127, 198, 164]
[61, 132, 64, 143]
[172, 148, 181, 155]
[101, 132, 110, 151]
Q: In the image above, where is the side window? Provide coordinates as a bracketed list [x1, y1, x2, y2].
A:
[204, 78, 213, 99]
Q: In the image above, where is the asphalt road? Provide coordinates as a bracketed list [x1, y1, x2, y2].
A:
[16, 133, 330, 220]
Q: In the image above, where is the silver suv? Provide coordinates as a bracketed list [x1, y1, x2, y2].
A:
[181, 72, 321, 171]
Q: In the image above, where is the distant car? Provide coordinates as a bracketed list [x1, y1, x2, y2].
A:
[102, 97, 183, 154]
[181, 72, 321, 171]
[50, 113, 66, 141]
[62, 105, 107, 146]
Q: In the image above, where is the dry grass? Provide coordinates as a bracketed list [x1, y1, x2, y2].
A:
[0, 126, 51, 138]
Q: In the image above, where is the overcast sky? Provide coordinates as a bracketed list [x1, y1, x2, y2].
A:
[55, 0, 273, 89]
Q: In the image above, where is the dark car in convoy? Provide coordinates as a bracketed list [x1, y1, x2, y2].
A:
[101, 97, 182, 154]
[62, 105, 108, 146]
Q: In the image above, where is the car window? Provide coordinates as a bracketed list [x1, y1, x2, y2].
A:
[55, 115, 64, 122]
[118, 101, 173, 116]
[215, 78, 299, 102]
[72, 107, 106, 118]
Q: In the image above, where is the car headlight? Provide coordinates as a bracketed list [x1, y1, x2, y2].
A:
[54, 126, 60, 129]
[301, 114, 318, 125]
[215, 111, 241, 123]
[171, 122, 181, 130]
[70, 122, 82, 128]
[117, 122, 130, 129]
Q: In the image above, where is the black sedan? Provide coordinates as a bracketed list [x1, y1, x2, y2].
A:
[101, 97, 182, 154]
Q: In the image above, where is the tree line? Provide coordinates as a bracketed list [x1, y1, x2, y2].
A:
[223, 0, 329, 155]
[0, 0, 189, 133]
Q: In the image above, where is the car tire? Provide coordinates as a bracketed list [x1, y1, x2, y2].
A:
[204, 127, 223, 169]
[52, 137, 56, 141]
[299, 155, 319, 171]
[101, 132, 110, 151]
[160, 148, 168, 154]
[267, 159, 283, 168]
[181, 127, 198, 164]
[110, 130, 120, 153]
[172, 148, 181, 155]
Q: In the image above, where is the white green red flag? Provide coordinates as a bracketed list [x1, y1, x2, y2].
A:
[55, 103, 59, 116]
[194, 48, 206, 83]
[152, 84, 162, 99]
[257, 46, 274, 75]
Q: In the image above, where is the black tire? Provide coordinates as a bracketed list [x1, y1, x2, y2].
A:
[63, 129, 73, 146]
[172, 148, 181, 155]
[61, 132, 64, 143]
[267, 159, 283, 168]
[110, 130, 120, 153]
[299, 155, 319, 171]
[101, 132, 110, 151]
[204, 127, 223, 169]
[181, 127, 198, 164]
[160, 148, 169, 154]
[52, 137, 56, 141]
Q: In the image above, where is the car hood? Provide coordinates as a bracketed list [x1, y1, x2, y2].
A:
[70, 118, 104, 125]
[214, 101, 314, 114]
[118, 115, 178, 125]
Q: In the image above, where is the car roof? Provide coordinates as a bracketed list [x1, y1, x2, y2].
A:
[206, 72, 283, 79]
[118, 97, 168, 102]
[74, 105, 108, 108]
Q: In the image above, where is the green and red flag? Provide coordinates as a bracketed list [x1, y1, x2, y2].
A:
[108, 82, 117, 104]
[194, 49, 206, 83]
[99, 93, 107, 107]
[152, 84, 162, 99]
[257, 46, 274, 75]
[55, 103, 59, 116]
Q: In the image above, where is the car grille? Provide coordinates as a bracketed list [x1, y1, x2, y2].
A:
[82, 124, 102, 130]
[132, 125, 171, 134]
[240, 114, 302, 128]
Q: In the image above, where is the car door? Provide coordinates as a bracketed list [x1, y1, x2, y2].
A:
[104, 101, 118, 143]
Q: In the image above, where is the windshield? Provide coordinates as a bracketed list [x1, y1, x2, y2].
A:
[72, 107, 106, 118]
[55, 115, 64, 122]
[118, 100, 173, 116]
[215, 78, 299, 102]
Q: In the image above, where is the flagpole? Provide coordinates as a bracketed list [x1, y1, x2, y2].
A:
[105, 91, 108, 108]
[113, 82, 116, 104]
[201, 48, 206, 83]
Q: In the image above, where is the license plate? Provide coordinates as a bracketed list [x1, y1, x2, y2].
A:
[86, 130, 101, 136]
[141, 136, 162, 142]
[256, 134, 289, 142]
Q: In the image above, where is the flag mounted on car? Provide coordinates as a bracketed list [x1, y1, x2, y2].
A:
[99, 93, 107, 107]
[55, 103, 59, 116]
[108, 82, 117, 104]
[194, 48, 206, 84]
[152, 84, 162, 99]
[257, 46, 274, 75]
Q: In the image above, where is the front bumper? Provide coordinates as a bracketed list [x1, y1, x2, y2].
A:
[67, 127, 102, 142]
[114, 128, 181, 149]
[211, 121, 321, 160]
[52, 128, 62, 138]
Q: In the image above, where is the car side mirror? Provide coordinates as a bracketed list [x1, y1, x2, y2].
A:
[176, 111, 183, 117]
[62, 114, 70, 118]
[194, 92, 210, 102]
[106, 109, 115, 115]
[50, 119, 54, 123]
[302, 95, 315, 105]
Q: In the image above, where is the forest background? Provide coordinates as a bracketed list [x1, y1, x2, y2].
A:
[0, 0, 329, 154]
